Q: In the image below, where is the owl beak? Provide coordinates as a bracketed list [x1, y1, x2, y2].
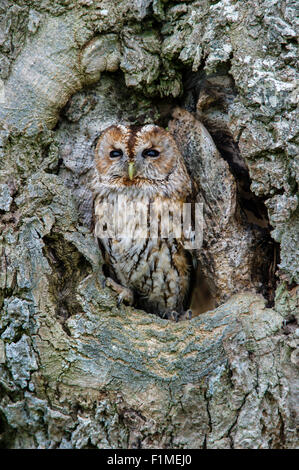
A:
[128, 161, 135, 180]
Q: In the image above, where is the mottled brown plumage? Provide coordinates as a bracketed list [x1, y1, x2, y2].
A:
[92, 124, 195, 320]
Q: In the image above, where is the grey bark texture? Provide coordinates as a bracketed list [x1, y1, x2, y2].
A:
[0, 0, 298, 449]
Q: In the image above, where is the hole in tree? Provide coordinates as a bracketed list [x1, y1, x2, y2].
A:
[53, 66, 279, 317]
[179, 67, 280, 309]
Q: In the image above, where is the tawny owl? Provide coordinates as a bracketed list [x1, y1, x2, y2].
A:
[92, 124, 195, 321]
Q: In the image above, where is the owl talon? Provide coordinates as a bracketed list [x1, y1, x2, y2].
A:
[105, 277, 134, 306]
[162, 310, 179, 322]
[168, 311, 179, 322]
[163, 309, 193, 322]
[174, 311, 180, 322]
[182, 309, 192, 321]
[186, 309, 193, 320]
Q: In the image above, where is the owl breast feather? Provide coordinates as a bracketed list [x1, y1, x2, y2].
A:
[94, 192, 191, 315]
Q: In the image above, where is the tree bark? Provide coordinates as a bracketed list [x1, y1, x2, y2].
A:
[0, 0, 298, 449]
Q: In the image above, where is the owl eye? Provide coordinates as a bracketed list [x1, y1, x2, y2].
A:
[110, 149, 123, 158]
[142, 148, 160, 158]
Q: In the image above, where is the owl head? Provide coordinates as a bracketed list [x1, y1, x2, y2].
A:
[93, 124, 192, 198]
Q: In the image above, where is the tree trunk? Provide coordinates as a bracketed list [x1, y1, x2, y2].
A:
[0, 0, 298, 449]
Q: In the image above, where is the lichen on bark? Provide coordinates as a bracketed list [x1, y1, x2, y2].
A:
[0, 0, 298, 449]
